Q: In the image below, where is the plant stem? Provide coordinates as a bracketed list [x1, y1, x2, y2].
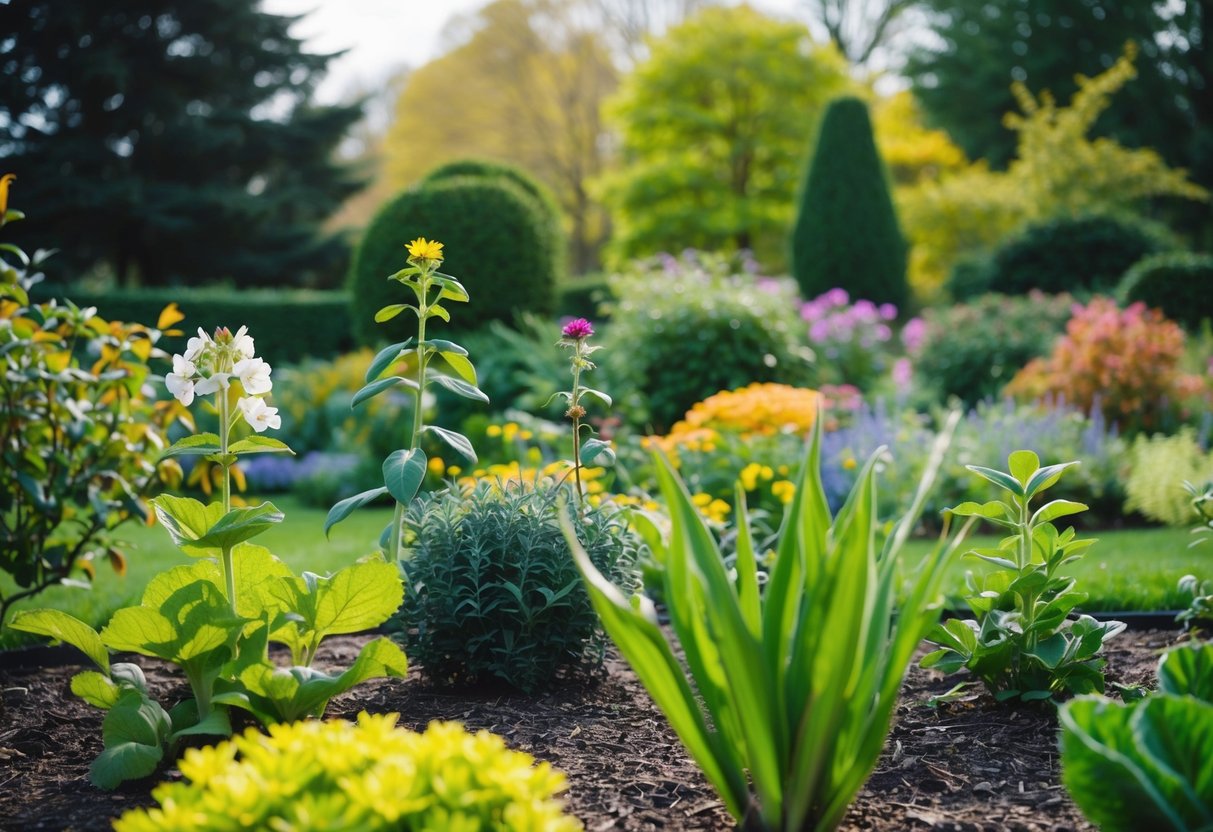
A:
[391, 268, 432, 565]
[218, 389, 236, 614]
[570, 343, 584, 508]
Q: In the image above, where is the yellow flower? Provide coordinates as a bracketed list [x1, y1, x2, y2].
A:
[406, 237, 444, 262]
[427, 457, 446, 477]
[0, 173, 14, 217]
[486, 424, 503, 438]
[447, 465, 461, 476]
[842, 456, 857, 471]
[772, 480, 796, 504]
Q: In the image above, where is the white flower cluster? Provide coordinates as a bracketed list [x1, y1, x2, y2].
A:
[165, 325, 281, 432]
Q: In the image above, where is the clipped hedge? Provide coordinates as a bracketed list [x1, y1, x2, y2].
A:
[29, 286, 351, 366]
[1118, 252, 1213, 330]
[349, 177, 561, 344]
[987, 213, 1178, 296]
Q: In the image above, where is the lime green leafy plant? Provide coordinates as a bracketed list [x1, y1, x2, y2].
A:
[563, 413, 974, 831]
[1060, 641, 1213, 832]
[326, 237, 487, 562]
[12, 322, 407, 789]
[922, 451, 1125, 702]
[114, 713, 582, 832]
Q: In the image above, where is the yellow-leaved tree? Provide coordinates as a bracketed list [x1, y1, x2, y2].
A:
[898, 45, 1207, 300]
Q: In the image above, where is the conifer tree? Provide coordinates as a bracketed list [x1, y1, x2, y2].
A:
[791, 97, 908, 308]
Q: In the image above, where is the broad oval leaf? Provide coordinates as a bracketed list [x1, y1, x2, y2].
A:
[71, 670, 121, 708]
[965, 465, 1025, 497]
[374, 303, 414, 323]
[324, 486, 388, 538]
[228, 435, 295, 456]
[434, 274, 470, 302]
[383, 448, 427, 505]
[160, 433, 223, 458]
[1031, 499, 1088, 526]
[10, 608, 109, 672]
[1025, 461, 1080, 499]
[581, 387, 613, 408]
[440, 351, 477, 385]
[581, 438, 616, 467]
[421, 425, 477, 464]
[352, 376, 418, 409]
[1158, 641, 1213, 703]
[365, 338, 415, 383]
[429, 373, 488, 403]
[1008, 450, 1040, 487]
[425, 338, 468, 356]
[426, 304, 450, 322]
[303, 558, 404, 638]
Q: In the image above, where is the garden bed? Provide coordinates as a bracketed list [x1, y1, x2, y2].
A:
[0, 629, 1175, 831]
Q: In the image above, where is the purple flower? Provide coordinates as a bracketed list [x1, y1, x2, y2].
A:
[901, 317, 926, 354]
[892, 358, 913, 390]
[825, 287, 849, 308]
[561, 318, 594, 340]
[879, 303, 897, 321]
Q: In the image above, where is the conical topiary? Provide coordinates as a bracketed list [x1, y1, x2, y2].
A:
[790, 96, 908, 308]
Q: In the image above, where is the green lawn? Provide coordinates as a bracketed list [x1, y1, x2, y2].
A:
[3, 506, 1207, 649]
[902, 525, 1209, 612]
[0, 496, 395, 648]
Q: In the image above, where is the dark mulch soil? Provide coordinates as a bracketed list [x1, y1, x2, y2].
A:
[0, 629, 1175, 832]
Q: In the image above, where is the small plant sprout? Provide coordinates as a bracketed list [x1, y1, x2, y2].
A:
[156, 325, 291, 612]
[326, 238, 487, 562]
[554, 318, 614, 507]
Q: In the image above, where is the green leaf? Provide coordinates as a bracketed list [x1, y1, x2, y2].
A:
[89, 691, 171, 790]
[160, 433, 223, 458]
[434, 274, 469, 302]
[440, 351, 477, 385]
[427, 304, 450, 322]
[429, 373, 488, 403]
[965, 465, 1025, 496]
[1027, 632, 1068, 669]
[1158, 642, 1213, 703]
[1025, 461, 1080, 499]
[324, 486, 388, 538]
[581, 387, 613, 407]
[10, 609, 109, 672]
[383, 448, 427, 505]
[948, 500, 1013, 521]
[365, 338, 415, 383]
[228, 436, 295, 456]
[580, 438, 616, 466]
[374, 303, 415, 323]
[170, 706, 232, 741]
[352, 376, 418, 409]
[425, 338, 467, 356]
[153, 499, 284, 555]
[71, 671, 121, 708]
[421, 425, 477, 464]
[1031, 499, 1088, 525]
[1008, 450, 1040, 487]
[275, 558, 404, 643]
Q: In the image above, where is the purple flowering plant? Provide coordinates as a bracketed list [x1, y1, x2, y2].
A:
[554, 318, 615, 506]
[800, 288, 911, 392]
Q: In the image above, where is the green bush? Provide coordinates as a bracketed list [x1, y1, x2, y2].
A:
[349, 177, 561, 344]
[1124, 430, 1213, 526]
[29, 286, 351, 367]
[988, 213, 1178, 296]
[114, 714, 580, 832]
[422, 158, 563, 245]
[911, 291, 1073, 406]
[790, 96, 908, 308]
[603, 252, 814, 432]
[946, 251, 997, 301]
[1118, 252, 1213, 330]
[395, 481, 643, 693]
[556, 273, 612, 320]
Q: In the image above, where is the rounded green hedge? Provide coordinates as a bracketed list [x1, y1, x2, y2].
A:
[1118, 252, 1213, 329]
[987, 213, 1178, 296]
[349, 177, 561, 343]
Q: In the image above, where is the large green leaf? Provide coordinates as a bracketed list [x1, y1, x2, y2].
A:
[1158, 642, 1213, 703]
[102, 571, 238, 664]
[365, 338, 415, 383]
[270, 558, 404, 655]
[429, 373, 488, 402]
[89, 691, 171, 790]
[352, 376, 418, 409]
[71, 671, 121, 709]
[10, 608, 109, 672]
[152, 495, 283, 555]
[324, 486, 388, 537]
[965, 464, 1025, 496]
[421, 425, 477, 464]
[383, 448, 427, 505]
[160, 433, 223, 458]
[580, 438, 615, 467]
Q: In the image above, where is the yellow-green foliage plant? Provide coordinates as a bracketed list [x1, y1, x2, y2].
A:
[114, 713, 582, 832]
[563, 413, 974, 831]
[1125, 430, 1213, 526]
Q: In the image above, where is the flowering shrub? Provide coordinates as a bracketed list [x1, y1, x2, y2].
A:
[800, 288, 901, 390]
[1005, 297, 1207, 433]
[115, 714, 580, 832]
[395, 480, 643, 692]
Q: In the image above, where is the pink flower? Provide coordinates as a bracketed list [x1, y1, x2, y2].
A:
[892, 358, 913, 390]
[561, 318, 594, 340]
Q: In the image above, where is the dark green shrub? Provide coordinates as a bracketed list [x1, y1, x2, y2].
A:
[29, 286, 351, 367]
[989, 213, 1178, 296]
[790, 96, 908, 308]
[912, 291, 1073, 406]
[556, 273, 611, 319]
[394, 481, 643, 693]
[350, 177, 561, 343]
[422, 157, 563, 238]
[1118, 252, 1213, 330]
[603, 252, 814, 433]
[946, 251, 997, 301]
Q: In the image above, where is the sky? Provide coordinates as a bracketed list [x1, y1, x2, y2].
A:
[261, 0, 806, 104]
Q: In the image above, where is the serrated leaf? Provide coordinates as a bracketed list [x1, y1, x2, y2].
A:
[324, 486, 388, 538]
[352, 376, 418, 409]
[365, 338, 415, 383]
[383, 448, 427, 505]
[160, 433, 223, 458]
[430, 373, 488, 403]
[421, 425, 477, 464]
[228, 435, 295, 455]
[10, 609, 109, 672]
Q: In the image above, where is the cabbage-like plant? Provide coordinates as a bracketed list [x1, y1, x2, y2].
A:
[564, 413, 973, 831]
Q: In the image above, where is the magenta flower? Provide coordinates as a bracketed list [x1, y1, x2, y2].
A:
[562, 318, 594, 340]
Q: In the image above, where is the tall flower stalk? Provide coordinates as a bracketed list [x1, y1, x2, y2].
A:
[556, 318, 613, 508]
[326, 238, 486, 561]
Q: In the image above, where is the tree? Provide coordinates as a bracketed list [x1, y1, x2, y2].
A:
[0, 0, 363, 288]
[802, 0, 921, 70]
[791, 97, 907, 307]
[384, 0, 617, 274]
[599, 5, 852, 268]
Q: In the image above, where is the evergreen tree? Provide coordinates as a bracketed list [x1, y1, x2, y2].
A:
[0, 0, 364, 288]
[791, 97, 907, 308]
